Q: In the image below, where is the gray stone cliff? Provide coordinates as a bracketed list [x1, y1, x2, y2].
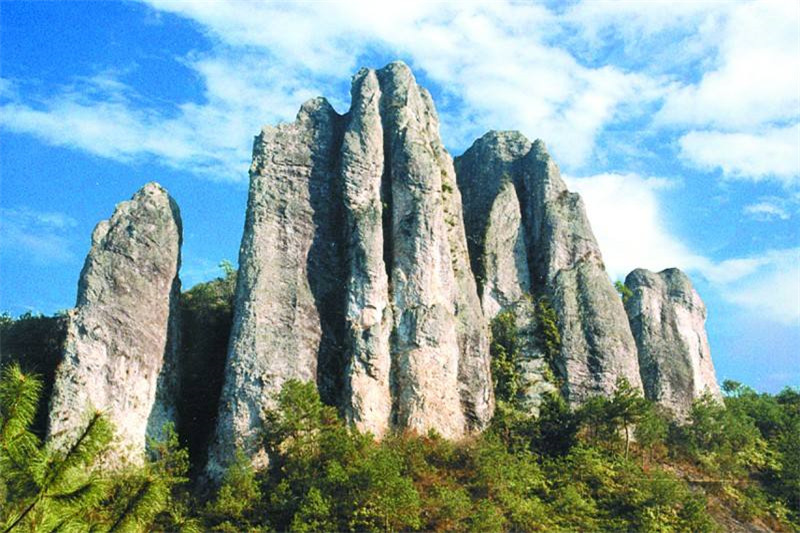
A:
[206, 96, 344, 477]
[455, 131, 643, 404]
[624, 268, 722, 418]
[208, 62, 493, 477]
[38, 63, 728, 479]
[48, 182, 182, 465]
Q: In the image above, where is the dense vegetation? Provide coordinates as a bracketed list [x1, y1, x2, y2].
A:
[1, 273, 798, 532]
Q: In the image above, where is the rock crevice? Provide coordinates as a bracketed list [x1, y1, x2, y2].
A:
[456, 131, 643, 404]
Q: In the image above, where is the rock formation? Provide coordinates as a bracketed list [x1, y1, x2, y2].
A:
[208, 62, 493, 477]
[624, 268, 722, 418]
[455, 131, 643, 404]
[48, 182, 182, 464]
[40, 62, 726, 479]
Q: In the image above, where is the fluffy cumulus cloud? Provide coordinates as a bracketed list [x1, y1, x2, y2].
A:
[679, 125, 800, 185]
[567, 172, 800, 325]
[0, 207, 78, 264]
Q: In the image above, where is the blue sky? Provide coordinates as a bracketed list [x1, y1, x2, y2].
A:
[1, 1, 798, 392]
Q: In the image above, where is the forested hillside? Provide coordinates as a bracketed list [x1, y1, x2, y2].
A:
[1, 270, 798, 532]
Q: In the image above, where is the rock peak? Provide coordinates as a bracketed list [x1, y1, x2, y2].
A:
[378, 59, 413, 78]
[624, 267, 722, 418]
[456, 129, 643, 404]
[208, 61, 492, 478]
[49, 182, 182, 465]
[298, 96, 337, 118]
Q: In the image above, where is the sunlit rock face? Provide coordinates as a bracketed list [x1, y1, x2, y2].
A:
[207, 61, 493, 478]
[48, 182, 182, 466]
[624, 268, 722, 419]
[456, 131, 643, 405]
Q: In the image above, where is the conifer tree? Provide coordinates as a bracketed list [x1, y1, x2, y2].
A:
[1, 364, 112, 532]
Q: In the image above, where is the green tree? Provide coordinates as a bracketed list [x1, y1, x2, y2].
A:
[202, 451, 265, 532]
[610, 378, 649, 460]
[178, 261, 237, 470]
[634, 404, 669, 466]
[534, 297, 561, 368]
[489, 310, 521, 404]
[263, 380, 421, 532]
[1, 365, 196, 533]
[0, 313, 67, 437]
[614, 280, 633, 305]
[1, 365, 112, 532]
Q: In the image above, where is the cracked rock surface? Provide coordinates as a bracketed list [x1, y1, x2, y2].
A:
[48, 182, 182, 465]
[625, 268, 722, 419]
[208, 62, 492, 477]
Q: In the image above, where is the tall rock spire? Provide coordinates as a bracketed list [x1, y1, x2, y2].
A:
[48, 182, 182, 464]
[456, 131, 643, 404]
[624, 268, 722, 418]
[206, 97, 344, 477]
[208, 61, 492, 477]
[339, 68, 393, 438]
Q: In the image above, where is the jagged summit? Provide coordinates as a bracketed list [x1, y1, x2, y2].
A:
[206, 60, 492, 478]
[44, 62, 722, 478]
[456, 130, 643, 404]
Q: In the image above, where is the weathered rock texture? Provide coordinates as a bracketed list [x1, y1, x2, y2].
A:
[48, 182, 182, 464]
[456, 131, 643, 404]
[624, 268, 722, 418]
[468, 177, 555, 414]
[208, 62, 493, 477]
[206, 97, 344, 477]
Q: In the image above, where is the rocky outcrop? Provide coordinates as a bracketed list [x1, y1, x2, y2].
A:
[456, 131, 642, 404]
[468, 177, 555, 415]
[624, 268, 722, 418]
[48, 182, 182, 465]
[208, 61, 493, 477]
[206, 97, 344, 477]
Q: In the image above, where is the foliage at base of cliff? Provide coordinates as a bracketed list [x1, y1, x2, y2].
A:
[1, 293, 797, 532]
[2, 365, 797, 532]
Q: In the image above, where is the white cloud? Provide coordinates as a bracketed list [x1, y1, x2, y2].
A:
[656, 0, 800, 130]
[564, 172, 704, 281]
[566, 172, 799, 324]
[0, 207, 78, 263]
[678, 125, 800, 185]
[744, 200, 791, 221]
[717, 248, 800, 326]
[0, 54, 329, 181]
[0, 1, 666, 180]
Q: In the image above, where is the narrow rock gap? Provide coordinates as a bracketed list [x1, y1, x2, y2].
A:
[377, 82, 401, 430]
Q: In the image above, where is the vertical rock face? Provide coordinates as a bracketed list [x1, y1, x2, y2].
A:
[376, 63, 492, 437]
[456, 131, 643, 404]
[339, 69, 393, 437]
[48, 182, 182, 464]
[207, 98, 344, 476]
[209, 61, 492, 477]
[624, 268, 722, 418]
